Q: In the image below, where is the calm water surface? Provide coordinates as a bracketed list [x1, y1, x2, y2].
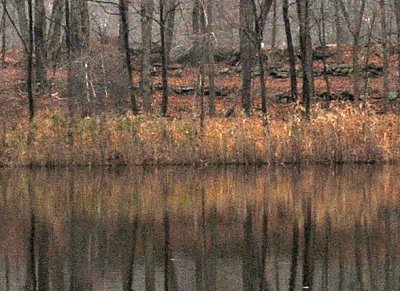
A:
[0, 165, 399, 290]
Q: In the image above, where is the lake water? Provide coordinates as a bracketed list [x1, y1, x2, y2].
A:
[0, 165, 399, 290]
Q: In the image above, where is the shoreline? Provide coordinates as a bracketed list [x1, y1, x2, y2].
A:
[1, 107, 400, 167]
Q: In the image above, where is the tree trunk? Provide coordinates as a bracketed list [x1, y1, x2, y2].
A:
[338, 0, 366, 105]
[141, 0, 154, 112]
[1, 1, 6, 67]
[271, 0, 277, 49]
[282, 0, 297, 101]
[334, 0, 344, 63]
[363, 11, 377, 100]
[119, 0, 137, 114]
[205, 0, 216, 117]
[160, 0, 169, 116]
[80, 0, 90, 48]
[195, 1, 205, 125]
[192, 0, 201, 64]
[395, 0, 400, 97]
[68, 0, 86, 114]
[48, 0, 64, 63]
[297, 0, 314, 119]
[352, 37, 362, 105]
[27, 0, 34, 122]
[240, 0, 254, 116]
[14, 0, 29, 47]
[34, 0, 47, 86]
[318, 0, 331, 103]
[165, 0, 176, 60]
[379, 0, 390, 112]
[65, 0, 73, 115]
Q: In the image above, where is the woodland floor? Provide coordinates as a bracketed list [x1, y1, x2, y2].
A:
[0, 46, 399, 127]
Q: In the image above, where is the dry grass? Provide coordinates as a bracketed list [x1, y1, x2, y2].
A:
[1, 104, 400, 167]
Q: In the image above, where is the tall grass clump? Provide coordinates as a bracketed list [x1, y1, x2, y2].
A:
[1, 105, 400, 167]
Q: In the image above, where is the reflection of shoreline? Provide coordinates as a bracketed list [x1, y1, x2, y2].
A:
[0, 164, 396, 221]
[0, 165, 399, 289]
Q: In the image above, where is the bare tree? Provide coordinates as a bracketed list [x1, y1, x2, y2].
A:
[363, 8, 377, 100]
[338, 0, 367, 105]
[119, 0, 137, 114]
[240, 0, 254, 116]
[34, 0, 47, 85]
[315, 0, 331, 101]
[192, 0, 201, 62]
[13, 0, 29, 46]
[160, 0, 169, 116]
[193, 0, 205, 125]
[67, 0, 86, 114]
[271, 0, 277, 49]
[1, 0, 6, 67]
[395, 0, 400, 95]
[165, 0, 176, 59]
[27, 0, 34, 122]
[80, 0, 90, 48]
[297, 0, 314, 119]
[379, 0, 390, 112]
[251, 0, 274, 115]
[141, 0, 154, 112]
[203, 0, 216, 117]
[282, 0, 297, 101]
[333, 0, 344, 63]
[48, 0, 64, 63]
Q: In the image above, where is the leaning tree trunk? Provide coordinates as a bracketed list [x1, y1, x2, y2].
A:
[283, 0, 297, 101]
[34, 0, 47, 86]
[141, 0, 154, 112]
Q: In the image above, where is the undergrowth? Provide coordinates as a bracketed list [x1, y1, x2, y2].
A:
[1, 104, 400, 167]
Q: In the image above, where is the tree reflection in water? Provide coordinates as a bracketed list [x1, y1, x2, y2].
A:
[0, 165, 399, 290]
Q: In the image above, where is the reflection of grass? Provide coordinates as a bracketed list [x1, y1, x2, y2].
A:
[1, 104, 400, 166]
[1, 166, 398, 227]
[0, 166, 399, 262]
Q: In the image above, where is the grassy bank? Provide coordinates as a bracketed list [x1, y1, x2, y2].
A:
[1, 105, 400, 167]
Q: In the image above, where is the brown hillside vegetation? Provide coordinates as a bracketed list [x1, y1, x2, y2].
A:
[1, 47, 400, 166]
[1, 46, 399, 123]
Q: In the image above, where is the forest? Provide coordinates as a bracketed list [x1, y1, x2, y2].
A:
[2, 2, 400, 290]
[1, 0, 400, 166]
